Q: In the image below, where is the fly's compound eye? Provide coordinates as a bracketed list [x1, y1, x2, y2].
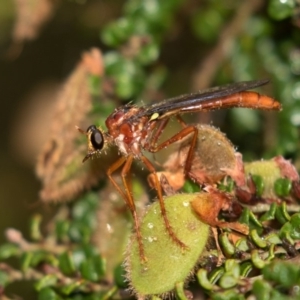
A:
[87, 125, 104, 150]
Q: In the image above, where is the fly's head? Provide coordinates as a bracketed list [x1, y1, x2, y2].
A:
[77, 125, 108, 162]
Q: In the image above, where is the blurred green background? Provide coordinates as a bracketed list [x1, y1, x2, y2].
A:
[0, 0, 300, 296]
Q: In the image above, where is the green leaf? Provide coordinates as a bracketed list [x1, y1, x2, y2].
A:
[268, 0, 295, 20]
[58, 251, 76, 276]
[263, 261, 300, 287]
[127, 193, 210, 297]
[114, 263, 127, 289]
[252, 279, 272, 300]
[80, 259, 99, 282]
[0, 271, 10, 288]
[38, 287, 61, 300]
[35, 275, 57, 291]
[0, 243, 20, 260]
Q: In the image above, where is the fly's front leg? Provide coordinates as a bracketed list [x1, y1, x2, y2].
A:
[140, 155, 187, 250]
[175, 115, 187, 128]
[146, 119, 169, 149]
[107, 156, 127, 200]
[107, 155, 146, 262]
[147, 125, 199, 177]
[147, 116, 186, 149]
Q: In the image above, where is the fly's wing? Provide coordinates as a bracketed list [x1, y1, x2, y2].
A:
[131, 79, 270, 121]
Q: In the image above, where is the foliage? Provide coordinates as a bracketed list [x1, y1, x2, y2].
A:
[1, 0, 300, 299]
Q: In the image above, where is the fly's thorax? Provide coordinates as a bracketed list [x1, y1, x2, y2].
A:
[105, 106, 151, 157]
[113, 120, 149, 157]
[105, 105, 139, 134]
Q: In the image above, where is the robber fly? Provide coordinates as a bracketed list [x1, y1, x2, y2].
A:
[78, 79, 281, 261]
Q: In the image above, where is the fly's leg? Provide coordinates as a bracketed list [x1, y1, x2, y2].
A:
[140, 155, 187, 249]
[147, 125, 199, 176]
[107, 155, 146, 262]
[175, 115, 187, 128]
[107, 156, 127, 199]
[148, 116, 187, 147]
[144, 123, 199, 251]
[149, 119, 169, 147]
[147, 117, 188, 166]
[145, 119, 170, 166]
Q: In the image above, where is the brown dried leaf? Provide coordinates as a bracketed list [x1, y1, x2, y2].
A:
[191, 187, 249, 235]
[12, 0, 58, 43]
[36, 48, 106, 202]
[148, 170, 185, 194]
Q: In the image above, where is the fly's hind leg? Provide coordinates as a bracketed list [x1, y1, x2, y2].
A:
[140, 155, 188, 250]
[147, 125, 199, 177]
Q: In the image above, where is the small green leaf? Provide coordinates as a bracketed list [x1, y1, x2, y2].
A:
[263, 261, 300, 287]
[21, 252, 33, 272]
[104, 54, 145, 99]
[251, 174, 264, 196]
[274, 178, 292, 197]
[224, 259, 240, 278]
[251, 250, 266, 269]
[239, 208, 250, 225]
[235, 237, 249, 252]
[219, 233, 235, 257]
[240, 262, 253, 277]
[288, 213, 300, 239]
[0, 243, 20, 260]
[55, 220, 70, 242]
[60, 280, 85, 295]
[219, 274, 238, 289]
[260, 203, 277, 222]
[101, 18, 134, 46]
[219, 260, 240, 289]
[35, 275, 57, 291]
[265, 232, 282, 245]
[249, 210, 263, 229]
[250, 229, 267, 248]
[136, 42, 159, 65]
[275, 202, 291, 224]
[114, 263, 127, 289]
[197, 269, 213, 290]
[94, 255, 106, 279]
[88, 75, 102, 97]
[58, 251, 76, 276]
[175, 282, 189, 300]
[209, 267, 225, 285]
[30, 214, 42, 241]
[268, 0, 295, 20]
[68, 221, 91, 243]
[80, 259, 98, 282]
[38, 287, 61, 300]
[0, 271, 10, 287]
[31, 251, 56, 267]
[252, 279, 272, 300]
[182, 179, 201, 193]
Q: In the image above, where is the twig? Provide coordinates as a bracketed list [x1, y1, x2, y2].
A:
[192, 0, 264, 90]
